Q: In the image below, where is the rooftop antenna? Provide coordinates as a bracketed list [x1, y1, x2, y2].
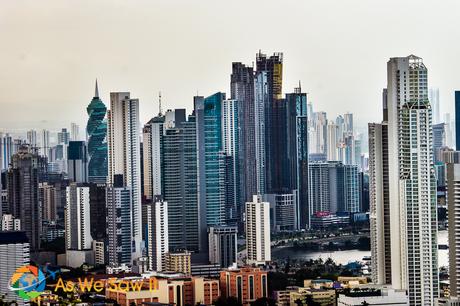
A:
[158, 91, 162, 116]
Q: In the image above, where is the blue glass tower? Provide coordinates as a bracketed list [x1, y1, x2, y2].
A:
[86, 80, 108, 183]
[196, 93, 227, 232]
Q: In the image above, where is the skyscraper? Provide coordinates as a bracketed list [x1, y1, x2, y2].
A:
[432, 123, 446, 162]
[222, 99, 240, 223]
[429, 88, 440, 124]
[327, 121, 338, 161]
[107, 92, 142, 259]
[254, 71, 268, 195]
[86, 80, 108, 183]
[65, 183, 92, 250]
[447, 162, 460, 298]
[162, 110, 200, 252]
[89, 183, 107, 241]
[40, 129, 50, 159]
[285, 88, 309, 228]
[370, 55, 438, 305]
[230, 62, 257, 212]
[58, 128, 70, 145]
[146, 195, 169, 271]
[106, 175, 132, 266]
[67, 141, 88, 183]
[7, 145, 46, 251]
[27, 129, 38, 148]
[256, 51, 283, 194]
[308, 161, 359, 215]
[196, 93, 227, 228]
[455, 91, 460, 150]
[1, 133, 13, 170]
[70, 122, 80, 141]
[245, 195, 271, 265]
[142, 115, 164, 201]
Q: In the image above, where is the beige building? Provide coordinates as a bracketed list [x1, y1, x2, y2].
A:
[274, 286, 336, 306]
[106, 276, 219, 306]
[165, 251, 191, 275]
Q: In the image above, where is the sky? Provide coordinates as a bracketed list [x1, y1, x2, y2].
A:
[1, 0, 460, 135]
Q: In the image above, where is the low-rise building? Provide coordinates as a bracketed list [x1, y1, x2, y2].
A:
[165, 251, 191, 275]
[220, 266, 268, 305]
[274, 286, 335, 306]
[337, 276, 368, 288]
[337, 288, 407, 306]
[106, 276, 219, 306]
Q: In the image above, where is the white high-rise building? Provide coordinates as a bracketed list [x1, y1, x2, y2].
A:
[245, 195, 271, 265]
[40, 129, 50, 159]
[344, 112, 353, 135]
[65, 183, 92, 250]
[142, 115, 164, 201]
[146, 196, 168, 272]
[1, 214, 21, 231]
[327, 121, 338, 161]
[107, 92, 142, 260]
[27, 129, 38, 148]
[448, 163, 460, 298]
[222, 99, 239, 220]
[0, 232, 30, 306]
[370, 55, 438, 305]
[1, 133, 13, 170]
[309, 112, 328, 155]
[71, 122, 80, 141]
[429, 88, 440, 124]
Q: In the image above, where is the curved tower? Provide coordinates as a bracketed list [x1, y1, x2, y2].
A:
[86, 80, 108, 183]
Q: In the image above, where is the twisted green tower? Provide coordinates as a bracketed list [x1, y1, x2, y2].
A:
[86, 80, 108, 183]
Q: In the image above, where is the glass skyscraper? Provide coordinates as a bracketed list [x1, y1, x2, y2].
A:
[196, 92, 227, 227]
[86, 80, 108, 183]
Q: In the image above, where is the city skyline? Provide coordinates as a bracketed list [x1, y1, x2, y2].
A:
[2, 0, 460, 131]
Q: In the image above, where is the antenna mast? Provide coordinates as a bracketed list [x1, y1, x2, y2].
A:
[158, 91, 162, 116]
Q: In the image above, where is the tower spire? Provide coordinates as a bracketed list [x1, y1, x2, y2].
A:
[95, 79, 99, 98]
[158, 91, 162, 116]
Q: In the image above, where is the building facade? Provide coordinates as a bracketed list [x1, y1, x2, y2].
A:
[245, 195, 271, 265]
[86, 80, 108, 183]
[107, 92, 142, 259]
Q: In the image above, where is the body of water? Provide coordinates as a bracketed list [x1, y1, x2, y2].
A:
[272, 230, 449, 268]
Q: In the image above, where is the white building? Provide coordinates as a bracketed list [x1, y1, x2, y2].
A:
[337, 288, 407, 306]
[107, 92, 142, 260]
[146, 196, 168, 272]
[142, 116, 164, 201]
[245, 195, 271, 265]
[40, 129, 50, 159]
[448, 163, 460, 298]
[0, 231, 30, 306]
[26, 129, 38, 148]
[222, 99, 240, 221]
[1, 214, 21, 231]
[327, 121, 338, 161]
[65, 183, 92, 250]
[370, 55, 438, 305]
[70, 122, 80, 141]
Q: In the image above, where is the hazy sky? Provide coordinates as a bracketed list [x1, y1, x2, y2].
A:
[2, 0, 460, 134]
